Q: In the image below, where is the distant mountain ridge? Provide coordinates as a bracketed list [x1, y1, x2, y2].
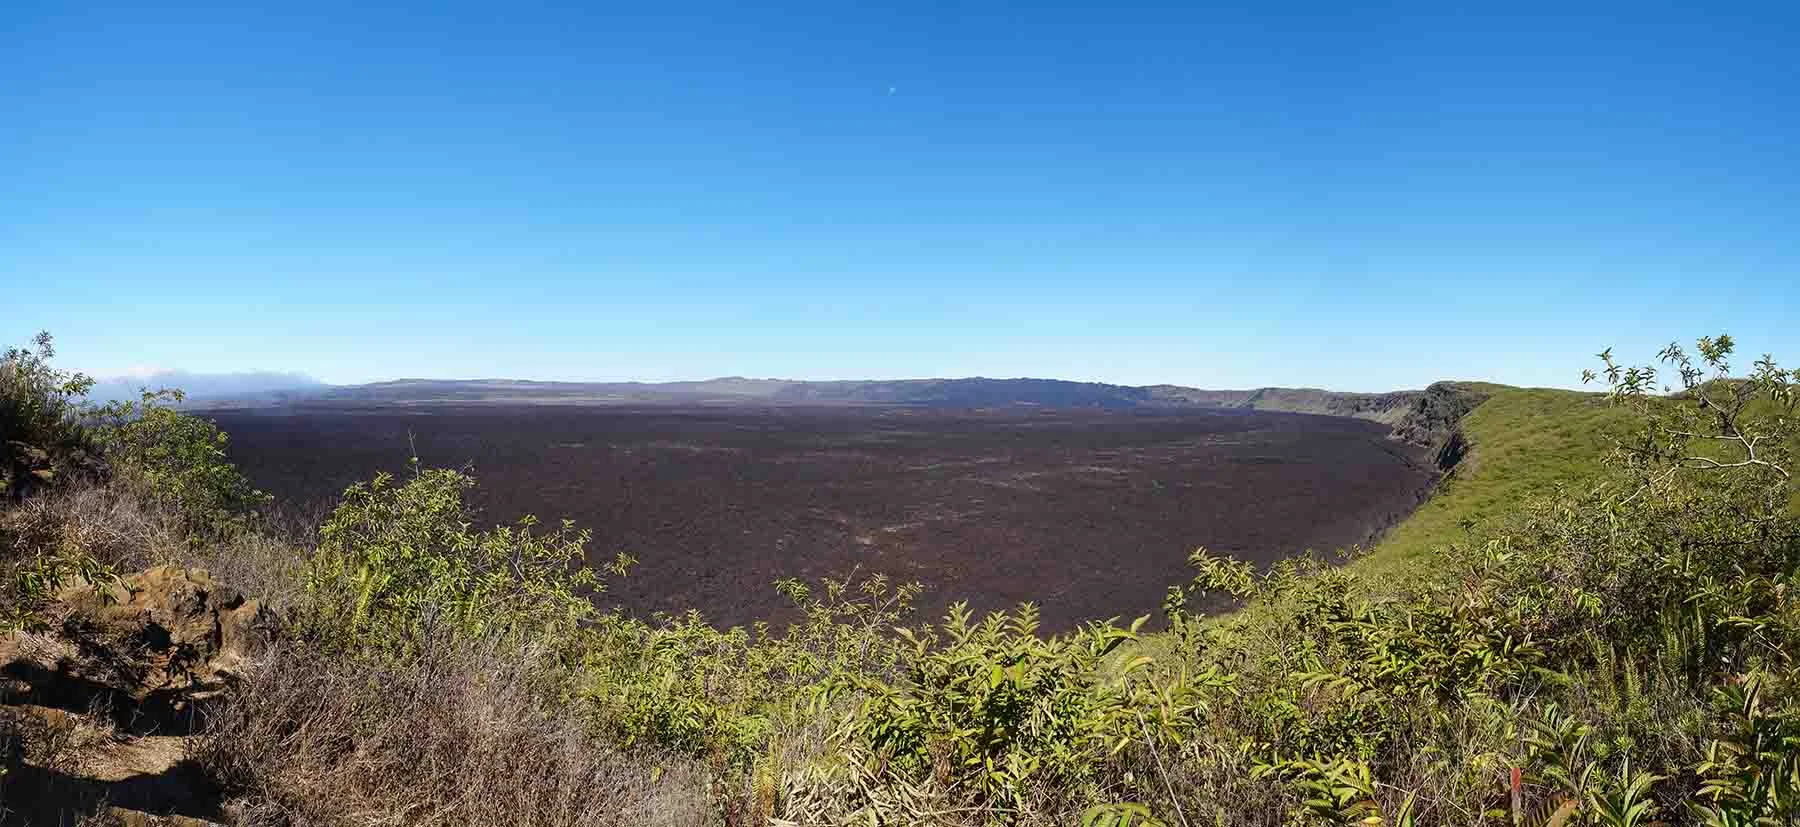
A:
[192, 375, 1440, 426]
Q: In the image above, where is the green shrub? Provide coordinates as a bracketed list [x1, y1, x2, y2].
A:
[302, 464, 629, 657]
[4, 331, 268, 539]
[1, 332, 100, 501]
[93, 389, 269, 539]
[1128, 335, 1800, 824]
[577, 572, 922, 823]
[0, 333, 113, 630]
[829, 606, 1199, 815]
[0, 536, 113, 631]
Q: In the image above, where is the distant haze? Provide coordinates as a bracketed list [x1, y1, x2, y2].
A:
[172, 374, 1438, 427]
[87, 370, 327, 403]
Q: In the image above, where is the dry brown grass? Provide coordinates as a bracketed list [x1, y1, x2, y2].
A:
[192, 638, 709, 827]
[0, 483, 174, 571]
[0, 480, 317, 616]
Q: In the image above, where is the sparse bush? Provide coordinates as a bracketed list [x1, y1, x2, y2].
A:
[2, 331, 271, 629]
[576, 571, 924, 825]
[1117, 335, 1800, 824]
[584, 572, 917, 757]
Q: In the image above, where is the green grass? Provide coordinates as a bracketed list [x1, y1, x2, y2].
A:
[1356, 383, 1628, 577]
[1114, 379, 1800, 710]
[1117, 384, 1626, 668]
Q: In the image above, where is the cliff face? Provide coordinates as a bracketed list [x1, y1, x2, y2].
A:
[1239, 388, 1423, 425]
[1149, 381, 1495, 470]
[1144, 386, 1425, 425]
[1387, 382, 1494, 470]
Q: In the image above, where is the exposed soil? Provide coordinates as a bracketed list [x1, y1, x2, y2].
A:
[207, 405, 1436, 630]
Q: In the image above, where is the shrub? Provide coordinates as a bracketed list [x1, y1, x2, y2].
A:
[575, 571, 925, 825]
[810, 605, 1219, 820]
[1, 332, 101, 502]
[3, 332, 269, 629]
[302, 463, 630, 656]
[92, 389, 269, 539]
[584, 572, 918, 757]
[1125, 336, 1800, 824]
[2, 331, 275, 629]
[0, 333, 113, 630]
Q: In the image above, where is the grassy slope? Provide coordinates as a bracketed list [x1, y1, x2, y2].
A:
[1120, 384, 1622, 665]
[1120, 382, 1793, 667]
[1357, 383, 1628, 577]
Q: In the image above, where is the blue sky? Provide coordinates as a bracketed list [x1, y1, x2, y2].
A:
[5, 1, 1796, 390]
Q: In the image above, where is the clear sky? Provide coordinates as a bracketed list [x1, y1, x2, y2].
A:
[5, 1, 1796, 390]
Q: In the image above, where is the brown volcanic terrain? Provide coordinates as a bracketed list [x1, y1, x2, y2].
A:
[208, 404, 1435, 629]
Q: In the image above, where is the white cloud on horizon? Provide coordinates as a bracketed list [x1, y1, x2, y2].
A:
[82, 369, 328, 402]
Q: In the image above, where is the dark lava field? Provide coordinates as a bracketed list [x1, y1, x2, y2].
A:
[208, 405, 1436, 629]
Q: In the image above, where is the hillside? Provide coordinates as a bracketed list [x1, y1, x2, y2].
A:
[1360, 384, 1631, 574]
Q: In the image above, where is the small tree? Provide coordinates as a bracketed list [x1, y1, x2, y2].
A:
[94, 388, 269, 538]
[1588, 334, 1796, 491]
[1, 332, 100, 500]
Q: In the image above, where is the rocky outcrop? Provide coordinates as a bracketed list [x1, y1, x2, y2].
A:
[1388, 382, 1492, 472]
[1, 566, 271, 825]
[1433, 428, 1472, 473]
[2, 566, 276, 734]
[3, 439, 107, 503]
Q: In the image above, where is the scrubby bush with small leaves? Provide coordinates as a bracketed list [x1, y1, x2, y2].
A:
[792, 605, 1226, 823]
[583, 572, 918, 759]
[3, 332, 270, 630]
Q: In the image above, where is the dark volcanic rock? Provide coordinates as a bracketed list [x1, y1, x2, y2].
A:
[208, 405, 1439, 630]
[1389, 382, 1492, 471]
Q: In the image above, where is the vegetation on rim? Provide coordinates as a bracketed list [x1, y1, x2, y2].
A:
[5, 331, 1799, 825]
[1355, 384, 1631, 576]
